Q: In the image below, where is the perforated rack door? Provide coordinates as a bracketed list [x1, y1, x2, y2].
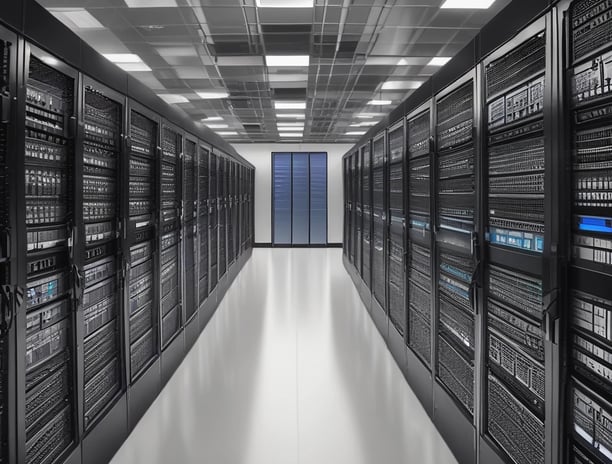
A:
[20, 44, 79, 464]
[78, 77, 126, 433]
[565, 0, 612, 462]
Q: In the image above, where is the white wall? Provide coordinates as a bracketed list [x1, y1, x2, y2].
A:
[232, 143, 352, 244]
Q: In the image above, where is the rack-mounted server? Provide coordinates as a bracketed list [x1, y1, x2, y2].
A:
[198, 146, 209, 307]
[23, 53, 77, 464]
[434, 76, 477, 419]
[372, 134, 386, 314]
[387, 121, 405, 336]
[79, 82, 124, 432]
[567, 1, 612, 463]
[183, 139, 196, 328]
[361, 143, 372, 285]
[209, 154, 218, 291]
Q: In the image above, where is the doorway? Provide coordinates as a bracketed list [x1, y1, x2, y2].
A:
[272, 152, 327, 246]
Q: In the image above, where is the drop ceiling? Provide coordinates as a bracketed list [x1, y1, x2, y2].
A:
[37, 0, 511, 143]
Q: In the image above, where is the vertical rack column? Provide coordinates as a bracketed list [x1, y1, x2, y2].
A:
[218, 157, 227, 278]
[371, 133, 387, 317]
[406, 106, 433, 368]
[481, 21, 548, 464]
[159, 125, 181, 349]
[79, 82, 124, 432]
[22, 51, 78, 464]
[182, 139, 196, 326]
[209, 154, 218, 291]
[198, 146, 209, 307]
[361, 143, 372, 288]
[387, 121, 406, 337]
[565, 0, 612, 462]
[125, 107, 158, 382]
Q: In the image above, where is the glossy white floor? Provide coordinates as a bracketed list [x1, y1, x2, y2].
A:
[109, 248, 457, 464]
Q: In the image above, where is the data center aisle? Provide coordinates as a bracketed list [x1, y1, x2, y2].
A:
[109, 249, 457, 464]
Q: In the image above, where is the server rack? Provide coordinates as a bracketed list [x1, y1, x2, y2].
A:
[405, 102, 435, 412]
[480, 16, 555, 464]
[124, 101, 160, 427]
[361, 142, 372, 291]
[433, 71, 479, 464]
[76, 76, 128, 464]
[209, 154, 218, 292]
[18, 43, 80, 464]
[159, 123, 182, 353]
[197, 144, 210, 327]
[347, 153, 355, 264]
[354, 152, 362, 273]
[371, 132, 387, 332]
[564, 0, 612, 463]
[182, 137, 198, 348]
[0, 24, 16, 464]
[387, 119, 406, 347]
[218, 156, 227, 280]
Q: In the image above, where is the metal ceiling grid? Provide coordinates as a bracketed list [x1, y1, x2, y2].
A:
[38, 0, 511, 142]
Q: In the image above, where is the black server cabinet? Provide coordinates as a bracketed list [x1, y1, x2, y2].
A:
[209, 154, 218, 291]
[348, 154, 355, 264]
[0, 24, 16, 464]
[77, 76, 128, 464]
[218, 156, 227, 279]
[159, 123, 182, 350]
[406, 104, 434, 370]
[228, 162, 235, 267]
[481, 17, 553, 464]
[564, 1, 612, 463]
[354, 152, 362, 274]
[124, 102, 160, 426]
[387, 120, 406, 338]
[433, 72, 478, 464]
[371, 132, 387, 321]
[361, 143, 372, 288]
[343, 157, 350, 259]
[182, 137, 198, 347]
[198, 145, 209, 308]
[19, 44, 80, 464]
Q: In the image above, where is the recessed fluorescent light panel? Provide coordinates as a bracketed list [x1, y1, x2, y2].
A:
[206, 124, 229, 129]
[103, 53, 143, 63]
[279, 133, 303, 137]
[274, 101, 306, 110]
[49, 8, 104, 29]
[125, 0, 178, 7]
[276, 113, 306, 119]
[368, 100, 392, 105]
[266, 55, 310, 67]
[217, 131, 238, 136]
[277, 126, 304, 131]
[441, 0, 495, 8]
[117, 63, 152, 72]
[382, 80, 423, 90]
[256, 0, 313, 6]
[196, 91, 230, 99]
[359, 121, 379, 127]
[277, 122, 305, 127]
[157, 94, 188, 104]
[202, 117, 223, 122]
[346, 131, 366, 135]
[428, 57, 452, 66]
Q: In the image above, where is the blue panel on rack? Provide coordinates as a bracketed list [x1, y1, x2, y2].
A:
[273, 153, 291, 244]
[292, 153, 309, 245]
[309, 153, 327, 245]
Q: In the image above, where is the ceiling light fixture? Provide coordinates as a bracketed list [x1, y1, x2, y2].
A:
[206, 124, 229, 129]
[49, 8, 104, 29]
[202, 116, 223, 122]
[217, 131, 239, 136]
[382, 80, 423, 90]
[277, 122, 305, 127]
[368, 99, 393, 105]
[427, 57, 452, 66]
[441, 0, 495, 8]
[103, 53, 143, 63]
[346, 131, 366, 135]
[359, 121, 379, 126]
[157, 94, 189, 104]
[265, 55, 310, 67]
[274, 101, 306, 110]
[196, 91, 230, 99]
[279, 132, 303, 137]
[276, 113, 306, 119]
[125, 0, 178, 6]
[256, 0, 313, 7]
[277, 126, 304, 131]
[116, 63, 152, 72]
